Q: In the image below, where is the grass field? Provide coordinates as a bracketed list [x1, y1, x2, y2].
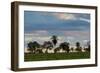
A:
[24, 52, 90, 61]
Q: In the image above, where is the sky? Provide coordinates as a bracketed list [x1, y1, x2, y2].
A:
[24, 11, 90, 49]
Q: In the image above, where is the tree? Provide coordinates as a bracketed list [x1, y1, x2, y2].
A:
[85, 41, 90, 52]
[27, 41, 40, 53]
[27, 42, 34, 53]
[87, 41, 90, 52]
[42, 41, 53, 53]
[51, 35, 58, 46]
[70, 47, 74, 52]
[54, 47, 61, 53]
[75, 42, 81, 52]
[43, 41, 53, 49]
[60, 42, 70, 53]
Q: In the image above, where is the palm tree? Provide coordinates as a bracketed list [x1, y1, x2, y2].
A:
[75, 42, 81, 52]
[60, 42, 70, 53]
[51, 35, 58, 46]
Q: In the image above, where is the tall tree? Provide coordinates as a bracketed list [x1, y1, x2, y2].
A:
[51, 35, 58, 46]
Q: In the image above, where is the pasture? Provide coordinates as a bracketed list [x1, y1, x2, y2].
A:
[24, 52, 90, 61]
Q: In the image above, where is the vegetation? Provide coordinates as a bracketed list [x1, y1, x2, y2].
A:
[51, 35, 58, 46]
[75, 42, 82, 52]
[25, 35, 90, 61]
[24, 52, 90, 61]
[59, 42, 70, 53]
[27, 41, 40, 53]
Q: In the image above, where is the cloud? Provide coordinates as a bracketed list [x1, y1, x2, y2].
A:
[53, 13, 77, 20]
[66, 36, 75, 40]
[24, 34, 51, 49]
[24, 30, 49, 45]
[25, 30, 90, 44]
[33, 30, 48, 36]
[79, 18, 90, 23]
[25, 32, 51, 44]
[25, 30, 49, 36]
[25, 33, 39, 36]
[63, 30, 90, 39]
[52, 13, 90, 23]
[25, 11, 90, 32]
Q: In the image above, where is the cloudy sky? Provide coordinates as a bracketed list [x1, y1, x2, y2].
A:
[24, 11, 90, 49]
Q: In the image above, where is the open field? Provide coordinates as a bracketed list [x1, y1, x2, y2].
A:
[24, 52, 90, 61]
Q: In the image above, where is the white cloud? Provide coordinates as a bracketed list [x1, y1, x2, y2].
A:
[53, 13, 77, 20]
[66, 36, 75, 40]
[53, 13, 90, 23]
[25, 30, 48, 36]
[25, 34, 51, 44]
[25, 33, 39, 36]
[33, 30, 48, 34]
[63, 30, 90, 39]
[83, 40, 89, 43]
[79, 17, 90, 23]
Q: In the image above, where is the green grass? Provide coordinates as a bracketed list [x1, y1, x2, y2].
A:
[24, 52, 90, 61]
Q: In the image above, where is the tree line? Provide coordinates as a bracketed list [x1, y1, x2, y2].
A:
[27, 35, 90, 54]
